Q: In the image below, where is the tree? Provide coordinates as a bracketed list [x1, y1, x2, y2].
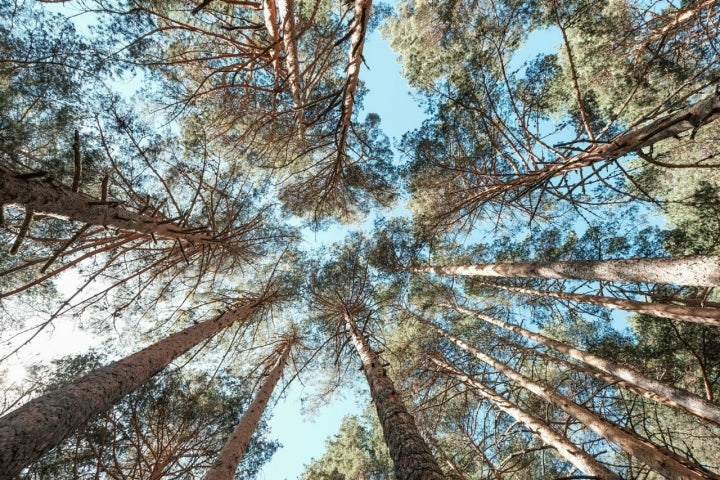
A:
[410, 255, 720, 286]
[0, 293, 273, 478]
[429, 354, 622, 480]
[18, 352, 278, 479]
[205, 329, 296, 480]
[308, 244, 445, 479]
[414, 313, 719, 479]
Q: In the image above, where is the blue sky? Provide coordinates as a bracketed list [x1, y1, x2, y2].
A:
[257, 24, 425, 480]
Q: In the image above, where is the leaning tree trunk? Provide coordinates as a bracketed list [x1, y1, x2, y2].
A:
[344, 312, 445, 480]
[481, 281, 720, 326]
[205, 334, 295, 480]
[443, 303, 720, 427]
[476, 90, 720, 202]
[430, 355, 622, 480]
[409, 255, 720, 286]
[336, 0, 372, 159]
[0, 301, 263, 478]
[423, 319, 719, 480]
[0, 166, 219, 246]
[278, 0, 304, 139]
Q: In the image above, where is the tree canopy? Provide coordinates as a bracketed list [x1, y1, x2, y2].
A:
[2, 0, 720, 478]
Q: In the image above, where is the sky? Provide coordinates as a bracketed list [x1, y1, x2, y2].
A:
[0, 4, 585, 480]
[256, 22, 427, 480]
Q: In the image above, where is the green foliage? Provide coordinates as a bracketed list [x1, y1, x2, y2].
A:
[302, 415, 392, 480]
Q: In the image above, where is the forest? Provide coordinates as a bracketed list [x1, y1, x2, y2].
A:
[1, 0, 720, 478]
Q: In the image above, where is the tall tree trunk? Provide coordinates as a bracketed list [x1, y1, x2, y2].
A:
[444, 303, 720, 426]
[0, 301, 263, 478]
[344, 312, 445, 480]
[476, 90, 720, 202]
[410, 255, 720, 286]
[430, 355, 622, 480]
[481, 281, 720, 326]
[1, 166, 219, 246]
[336, 0, 372, 160]
[278, 0, 304, 139]
[424, 319, 719, 479]
[205, 334, 295, 480]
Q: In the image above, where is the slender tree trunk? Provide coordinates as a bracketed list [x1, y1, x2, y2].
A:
[477, 90, 720, 201]
[278, 0, 304, 138]
[344, 312, 445, 480]
[444, 303, 720, 427]
[0, 302, 262, 478]
[205, 335, 294, 480]
[424, 320, 719, 480]
[430, 355, 622, 480]
[0, 166, 218, 246]
[410, 255, 720, 286]
[262, 0, 285, 83]
[481, 281, 720, 326]
[336, 0, 372, 159]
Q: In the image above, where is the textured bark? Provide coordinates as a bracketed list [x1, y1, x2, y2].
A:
[426, 320, 719, 480]
[344, 313, 445, 480]
[278, 0, 304, 137]
[430, 356, 622, 480]
[410, 255, 720, 286]
[482, 282, 720, 326]
[205, 336, 293, 480]
[477, 91, 720, 201]
[262, 0, 284, 80]
[1, 166, 218, 246]
[336, 0, 372, 158]
[0, 302, 261, 478]
[445, 304, 720, 427]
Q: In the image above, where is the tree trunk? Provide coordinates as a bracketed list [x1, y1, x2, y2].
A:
[477, 90, 720, 202]
[481, 281, 720, 326]
[430, 355, 622, 480]
[0, 302, 262, 478]
[344, 312, 445, 480]
[425, 319, 719, 480]
[278, 0, 304, 138]
[444, 303, 720, 427]
[205, 335, 294, 480]
[0, 166, 219, 246]
[336, 0, 372, 159]
[410, 255, 720, 286]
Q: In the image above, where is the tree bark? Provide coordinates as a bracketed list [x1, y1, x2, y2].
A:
[278, 0, 304, 138]
[481, 281, 720, 326]
[477, 90, 720, 202]
[430, 355, 622, 480]
[344, 312, 445, 480]
[410, 255, 720, 286]
[425, 319, 719, 480]
[336, 0, 372, 159]
[444, 303, 720, 427]
[205, 335, 294, 480]
[0, 166, 219, 247]
[0, 302, 262, 478]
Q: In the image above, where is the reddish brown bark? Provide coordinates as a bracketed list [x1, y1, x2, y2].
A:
[345, 312, 445, 480]
[336, 0, 372, 159]
[0, 302, 262, 478]
[205, 334, 294, 480]
[475, 91, 720, 202]
[445, 303, 720, 427]
[1, 166, 218, 246]
[482, 281, 720, 326]
[425, 320, 719, 479]
[430, 355, 623, 480]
